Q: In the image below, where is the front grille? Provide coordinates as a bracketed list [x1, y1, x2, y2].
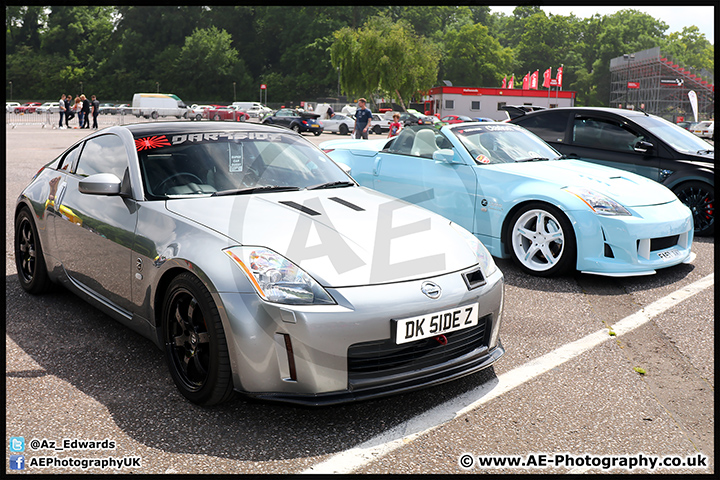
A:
[347, 314, 491, 384]
[650, 235, 679, 251]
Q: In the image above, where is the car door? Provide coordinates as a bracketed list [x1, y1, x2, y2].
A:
[371, 126, 477, 232]
[52, 133, 138, 313]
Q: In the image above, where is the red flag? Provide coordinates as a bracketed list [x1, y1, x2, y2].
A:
[542, 68, 552, 88]
[522, 73, 529, 90]
[530, 70, 539, 89]
[556, 65, 563, 88]
[501, 76, 507, 88]
[508, 75, 515, 89]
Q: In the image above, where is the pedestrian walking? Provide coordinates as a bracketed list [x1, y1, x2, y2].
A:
[81, 94, 91, 128]
[91, 95, 100, 129]
[353, 98, 372, 140]
[64, 94, 74, 127]
[58, 94, 66, 129]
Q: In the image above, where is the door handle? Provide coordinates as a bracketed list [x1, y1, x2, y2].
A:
[373, 156, 382, 176]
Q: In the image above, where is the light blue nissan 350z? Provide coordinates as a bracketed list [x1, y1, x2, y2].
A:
[320, 122, 695, 277]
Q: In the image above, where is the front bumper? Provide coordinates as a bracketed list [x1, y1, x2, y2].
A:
[572, 199, 694, 276]
[215, 265, 504, 405]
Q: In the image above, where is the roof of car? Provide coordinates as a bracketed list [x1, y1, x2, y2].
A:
[123, 121, 287, 136]
[519, 106, 652, 119]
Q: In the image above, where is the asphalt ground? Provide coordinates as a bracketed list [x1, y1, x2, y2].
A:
[5, 120, 714, 474]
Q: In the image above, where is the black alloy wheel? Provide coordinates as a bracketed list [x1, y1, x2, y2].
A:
[15, 208, 51, 294]
[339, 124, 348, 135]
[674, 181, 714, 236]
[162, 273, 235, 406]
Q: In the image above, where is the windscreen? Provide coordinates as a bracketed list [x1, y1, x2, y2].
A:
[134, 131, 350, 199]
[451, 124, 561, 164]
[633, 115, 714, 155]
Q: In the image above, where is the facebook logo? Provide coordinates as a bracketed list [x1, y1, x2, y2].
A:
[10, 455, 25, 470]
[10, 436, 25, 452]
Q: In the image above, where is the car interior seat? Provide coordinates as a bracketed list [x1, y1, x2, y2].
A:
[411, 129, 439, 157]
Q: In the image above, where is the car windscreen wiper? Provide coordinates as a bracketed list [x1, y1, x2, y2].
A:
[306, 180, 356, 190]
[515, 157, 550, 163]
[211, 185, 301, 196]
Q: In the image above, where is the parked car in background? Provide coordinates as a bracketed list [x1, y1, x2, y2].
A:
[500, 105, 547, 120]
[676, 121, 697, 131]
[383, 111, 427, 127]
[206, 104, 249, 122]
[14, 121, 504, 406]
[322, 113, 355, 135]
[98, 103, 118, 115]
[187, 104, 213, 121]
[132, 93, 188, 119]
[262, 108, 323, 135]
[6, 101, 21, 113]
[691, 120, 714, 141]
[36, 102, 62, 114]
[321, 123, 695, 277]
[441, 114, 475, 124]
[14, 102, 42, 114]
[116, 104, 132, 115]
[371, 113, 391, 134]
[231, 102, 272, 118]
[510, 107, 714, 236]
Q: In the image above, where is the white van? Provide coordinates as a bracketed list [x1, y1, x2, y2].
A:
[231, 101, 272, 118]
[132, 93, 188, 119]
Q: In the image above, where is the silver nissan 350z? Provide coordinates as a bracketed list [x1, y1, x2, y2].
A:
[14, 121, 504, 406]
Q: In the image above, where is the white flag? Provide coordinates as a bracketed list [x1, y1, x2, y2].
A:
[687, 90, 698, 123]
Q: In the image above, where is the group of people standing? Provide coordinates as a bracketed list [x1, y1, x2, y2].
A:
[58, 94, 100, 130]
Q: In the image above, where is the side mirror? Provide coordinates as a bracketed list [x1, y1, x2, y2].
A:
[433, 148, 459, 164]
[634, 140, 654, 154]
[78, 173, 122, 195]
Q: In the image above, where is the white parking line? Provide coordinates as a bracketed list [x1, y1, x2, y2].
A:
[302, 273, 714, 474]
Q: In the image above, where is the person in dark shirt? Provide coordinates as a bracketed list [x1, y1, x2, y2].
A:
[80, 94, 91, 128]
[91, 95, 100, 129]
[353, 98, 373, 139]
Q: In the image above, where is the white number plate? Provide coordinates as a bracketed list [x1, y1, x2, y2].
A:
[394, 303, 479, 345]
[657, 248, 682, 260]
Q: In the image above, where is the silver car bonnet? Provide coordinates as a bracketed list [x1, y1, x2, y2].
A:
[164, 186, 479, 287]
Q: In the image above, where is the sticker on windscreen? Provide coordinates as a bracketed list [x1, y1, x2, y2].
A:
[135, 135, 171, 151]
[476, 154, 491, 164]
[229, 142, 244, 172]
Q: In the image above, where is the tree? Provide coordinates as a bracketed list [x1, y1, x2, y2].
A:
[660, 26, 714, 79]
[442, 23, 513, 87]
[331, 15, 439, 109]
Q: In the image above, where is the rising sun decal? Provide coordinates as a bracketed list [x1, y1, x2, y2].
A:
[135, 135, 171, 151]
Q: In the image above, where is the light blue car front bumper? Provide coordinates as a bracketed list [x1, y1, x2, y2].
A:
[572, 199, 694, 276]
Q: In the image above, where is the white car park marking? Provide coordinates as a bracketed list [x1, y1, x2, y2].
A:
[302, 273, 714, 474]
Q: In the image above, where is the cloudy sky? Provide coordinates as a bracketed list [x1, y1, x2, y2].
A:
[489, 5, 714, 44]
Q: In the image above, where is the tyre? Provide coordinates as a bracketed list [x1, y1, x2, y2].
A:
[162, 273, 235, 406]
[15, 208, 52, 294]
[674, 181, 714, 236]
[195, 114, 202, 121]
[373, 125, 382, 135]
[338, 124, 348, 135]
[506, 202, 576, 276]
[151, 111, 159, 120]
[291, 124, 301, 133]
[213, 114, 221, 121]
[313, 130, 321, 136]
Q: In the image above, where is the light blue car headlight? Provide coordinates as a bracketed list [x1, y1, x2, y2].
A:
[563, 187, 631, 216]
[224, 246, 335, 305]
[450, 222, 498, 277]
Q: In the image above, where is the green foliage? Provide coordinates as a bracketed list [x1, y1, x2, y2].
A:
[331, 15, 439, 109]
[3, 5, 714, 106]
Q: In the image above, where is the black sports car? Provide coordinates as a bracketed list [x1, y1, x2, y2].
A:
[262, 108, 323, 136]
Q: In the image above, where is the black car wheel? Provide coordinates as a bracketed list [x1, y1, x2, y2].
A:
[674, 181, 714, 236]
[506, 202, 576, 276]
[373, 125, 382, 135]
[292, 124, 301, 133]
[313, 130, 321, 136]
[163, 273, 235, 406]
[151, 111, 159, 120]
[195, 114, 202, 121]
[15, 208, 51, 294]
[339, 124, 349, 135]
[213, 114, 221, 121]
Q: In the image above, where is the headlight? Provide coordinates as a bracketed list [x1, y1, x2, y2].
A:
[449, 222, 498, 277]
[224, 246, 335, 305]
[563, 187, 631, 216]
